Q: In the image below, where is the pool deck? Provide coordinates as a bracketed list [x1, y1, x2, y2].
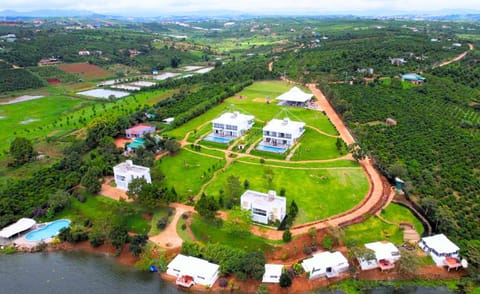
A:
[8, 220, 70, 251]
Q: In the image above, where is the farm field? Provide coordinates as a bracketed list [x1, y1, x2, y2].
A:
[57, 63, 112, 80]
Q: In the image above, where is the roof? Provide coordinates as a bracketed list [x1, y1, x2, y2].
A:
[275, 86, 313, 103]
[113, 160, 150, 175]
[241, 190, 286, 209]
[401, 73, 426, 81]
[421, 234, 459, 254]
[126, 124, 155, 133]
[212, 111, 254, 126]
[302, 251, 348, 272]
[0, 218, 36, 239]
[365, 241, 400, 261]
[167, 254, 219, 277]
[263, 118, 305, 134]
[262, 264, 283, 283]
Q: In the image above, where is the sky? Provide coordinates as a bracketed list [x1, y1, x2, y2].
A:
[1, 0, 480, 16]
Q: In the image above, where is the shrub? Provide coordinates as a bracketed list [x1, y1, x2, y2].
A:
[279, 272, 292, 288]
[181, 223, 187, 230]
[76, 194, 86, 203]
[157, 217, 168, 230]
[282, 229, 292, 243]
[89, 231, 105, 247]
[168, 208, 174, 216]
[303, 245, 312, 256]
[322, 235, 333, 250]
[181, 213, 189, 220]
[218, 278, 228, 288]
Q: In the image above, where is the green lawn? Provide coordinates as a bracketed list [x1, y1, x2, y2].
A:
[57, 195, 151, 234]
[344, 203, 425, 246]
[290, 128, 342, 161]
[189, 214, 272, 252]
[204, 160, 368, 224]
[154, 149, 225, 200]
[237, 157, 359, 168]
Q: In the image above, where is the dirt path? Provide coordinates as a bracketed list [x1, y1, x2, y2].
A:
[100, 177, 132, 202]
[149, 203, 195, 249]
[435, 42, 474, 68]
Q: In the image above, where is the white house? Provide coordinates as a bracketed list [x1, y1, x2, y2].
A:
[113, 160, 151, 190]
[262, 118, 305, 148]
[359, 241, 401, 271]
[166, 254, 220, 287]
[275, 86, 314, 106]
[240, 190, 286, 224]
[301, 251, 349, 279]
[420, 234, 460, 267]
[262, 264, 283, 283]
[211, 111, 254, 138]
[0, 218, 36, 243]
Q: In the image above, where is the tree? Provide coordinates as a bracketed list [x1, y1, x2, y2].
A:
[48, 190, 71, 213]
[170, 56, 181, 68]
[347, 143, 367, 162]
[398, 248, 421, 276]
[129, 234, 148, 256]
[126, 177, 148, 201]
[133, 147, 155, 167]
[326, 224, 345, 247]
[283, 229, 292, 243]
[81, 168, 101, 194]
[279, 272, 292, 288]
[109, 224, 128, 250]
[9, 137, 35, 166]
[243, 179, 250, 190]
[241, 251, 266, 280]
[164, 138, 180, 154]
[288, 200, 298, 219]
[194, 193, 219, 219]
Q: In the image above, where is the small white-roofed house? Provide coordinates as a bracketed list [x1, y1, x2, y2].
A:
[420, 234, 460, 267]
[166, 254, 220, 287]
[301, 251, 349, 279]
[261, 118, 305, 148]
[358, 241, 401, 271]
[275, 86, 314, 106]
[240, 190, 286, 224]
[262, 264, 283, 283]
[113, 160, 151, 190]
[211, 111, 254, 138]
[0, 218, 36, 243]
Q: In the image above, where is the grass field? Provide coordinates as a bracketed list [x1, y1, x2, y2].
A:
[203, 160, 368, 224]
[290, 128, 342, 161]
[189, 214, 273, 252]
[154, 149, 225, 200]
[0, 89, 173, 158]
[344, 203, 424, 246]
[57, 195, 151, 234]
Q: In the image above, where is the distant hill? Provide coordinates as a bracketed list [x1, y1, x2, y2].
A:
[0, 9, 96, 18]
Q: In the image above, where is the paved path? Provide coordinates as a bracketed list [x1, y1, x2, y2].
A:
[149, 203, 195, 249]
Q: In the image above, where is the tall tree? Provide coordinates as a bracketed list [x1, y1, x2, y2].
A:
[9, 137, 35, 166]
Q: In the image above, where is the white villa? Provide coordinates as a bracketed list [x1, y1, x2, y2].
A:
[113, 160, 152, 191]
[359, 241, 401, 271]
[211, 111, 254, 138]
[262, 264, 284, 283]
[420, 234, 461, 270]
[166, 254, 220, 287]
[301, 251, 349, 279]
[275, 86, 314, 106]
[240, 190, 286, 224]
[262, 118, 305, 148]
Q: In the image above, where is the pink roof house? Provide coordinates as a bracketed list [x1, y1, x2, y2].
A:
[125, 124, 156, 139]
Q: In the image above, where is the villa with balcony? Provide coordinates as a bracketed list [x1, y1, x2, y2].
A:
[240, 190, 286, 224]
[113, 160, 152, 190]
[260, 117, 305, 150]
[420, 234, 463, 271]
[211, 111, 254, 138]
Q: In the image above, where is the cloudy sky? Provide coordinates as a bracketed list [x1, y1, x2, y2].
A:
[1, 0, 479, 16]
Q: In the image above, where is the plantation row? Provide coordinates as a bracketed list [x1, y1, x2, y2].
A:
[0, 68, 45, 93]
[323, 76, 480, 240]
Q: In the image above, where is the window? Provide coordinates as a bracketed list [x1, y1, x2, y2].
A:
[116, 176, 126, 181]
[252, 208, 267, 216]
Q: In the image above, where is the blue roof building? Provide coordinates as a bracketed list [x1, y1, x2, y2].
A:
[401, 73, 426, 83]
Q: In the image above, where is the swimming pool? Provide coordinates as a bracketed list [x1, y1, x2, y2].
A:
[25, 219, 71, 242]
[256, 145, 287, 153]
[204, 135, 232, 144]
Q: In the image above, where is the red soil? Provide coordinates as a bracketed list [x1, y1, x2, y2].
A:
[46, 78, 61, 85]
[58, 63, 110, 80]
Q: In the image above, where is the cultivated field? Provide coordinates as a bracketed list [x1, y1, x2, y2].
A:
[58, 63, 111, 80]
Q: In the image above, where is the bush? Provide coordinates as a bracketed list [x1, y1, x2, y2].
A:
[181, 223, 187, 230]
[303, 245, 312, 256]
[218, 278, 228, 288]
[181, 213, 189, 220]
[157, 217, 168, 230]
[282, 229, 292, 243]
[279, 272, 292, 288]
[322, 235, 333, 250]
[89, 231, 105, 247]
[76, 194, 86, 203]
[168, 208, 174, 216]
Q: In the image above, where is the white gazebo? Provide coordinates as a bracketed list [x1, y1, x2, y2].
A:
[240, 190, 286, 224]
[113, 160, 152, 190]
[0, 218, 36, 241]
[275, 86, 313, 106]
[211, 111, 254, 138]
[166, 254, 220, 287]
[262, 264, 284, 283]
[420, 234, 460, 267]
[301, 251, 349, 279]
